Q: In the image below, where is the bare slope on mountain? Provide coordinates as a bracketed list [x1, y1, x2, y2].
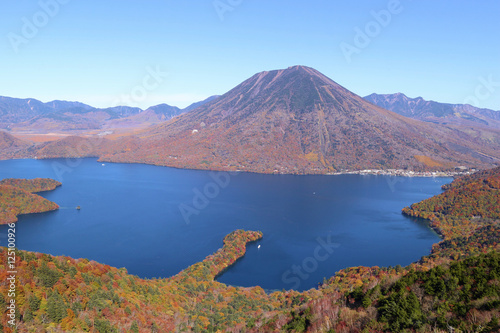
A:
[100, 66, 500, 173]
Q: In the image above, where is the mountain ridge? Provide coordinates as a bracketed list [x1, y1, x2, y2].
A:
[0, 95, 217, 133]
[100, 65, 500, 173]
[364, 92, 500, 128]
[2, 66, 500, 173]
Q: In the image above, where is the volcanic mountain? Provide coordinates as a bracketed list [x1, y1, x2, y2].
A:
[96, 66, 500, 173]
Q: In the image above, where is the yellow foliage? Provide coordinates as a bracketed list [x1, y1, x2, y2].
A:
[304, 152, 319, 162]
[414, 155, 443, 167]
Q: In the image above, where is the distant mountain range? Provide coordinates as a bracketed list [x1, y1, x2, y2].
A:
[0, 95, 218, 132]
[364, 93, 500, 128]
[1, 66, 499, 173]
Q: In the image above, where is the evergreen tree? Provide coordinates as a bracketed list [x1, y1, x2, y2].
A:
[47, 291, 67, 323]
[130, 321, 139, 333]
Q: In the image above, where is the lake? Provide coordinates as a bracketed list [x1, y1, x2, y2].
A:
[0, 158, 448, 291]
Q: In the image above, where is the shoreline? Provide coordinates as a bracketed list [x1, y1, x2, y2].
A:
[1, 157, 481, 178]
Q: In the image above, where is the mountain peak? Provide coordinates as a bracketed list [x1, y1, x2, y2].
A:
[255, 65, 330, 81]
[286, 65, 312, 71]
[121, 67, 500, 173]
[194, 65, 353, 122]
[282, 65, 329, 78]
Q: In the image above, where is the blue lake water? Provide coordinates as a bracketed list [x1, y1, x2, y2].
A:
[0, 158, 448, 291]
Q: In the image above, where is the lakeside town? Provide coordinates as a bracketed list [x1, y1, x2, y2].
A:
[329, 166, 479, 178]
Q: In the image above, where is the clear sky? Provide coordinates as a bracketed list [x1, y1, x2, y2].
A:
[1, 0, 499, 110]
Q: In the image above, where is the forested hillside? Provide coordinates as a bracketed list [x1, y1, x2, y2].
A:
[0, 178, 61, 224]
[0, 178, 61, 193]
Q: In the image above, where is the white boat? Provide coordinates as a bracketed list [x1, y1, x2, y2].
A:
[258, 245, 261, 249]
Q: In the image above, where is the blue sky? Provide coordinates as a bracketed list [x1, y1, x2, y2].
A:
[1, 0, 499, 110]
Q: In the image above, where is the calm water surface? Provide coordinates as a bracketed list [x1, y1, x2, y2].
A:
[0, 158, 448, 291]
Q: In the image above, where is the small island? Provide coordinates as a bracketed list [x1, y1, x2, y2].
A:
[0, 178, 61, 224]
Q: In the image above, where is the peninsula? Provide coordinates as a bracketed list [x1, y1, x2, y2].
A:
[0, 178, 61, 224]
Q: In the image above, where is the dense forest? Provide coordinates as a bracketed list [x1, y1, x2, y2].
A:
[0, 167, 499, 332]
[0, 178, 62, 194]
[0, 178, 61, 224]
[403, 166, 500, 241]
